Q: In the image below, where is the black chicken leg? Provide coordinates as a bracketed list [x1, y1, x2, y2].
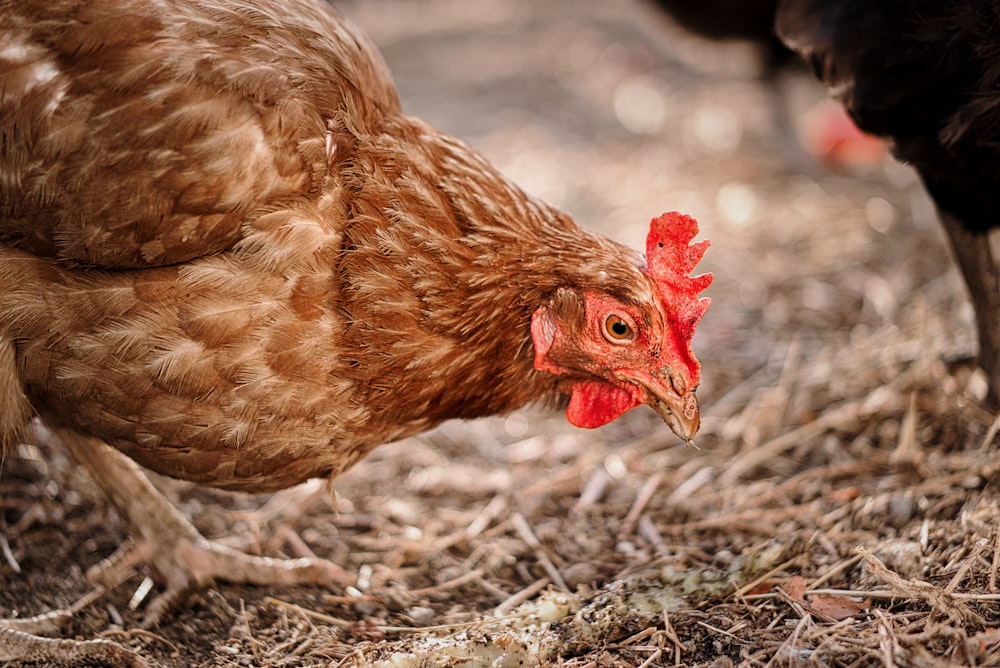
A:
[938, 210, 1000, 407]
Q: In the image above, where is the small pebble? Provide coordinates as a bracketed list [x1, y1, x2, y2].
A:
[407, 605, 436, 626]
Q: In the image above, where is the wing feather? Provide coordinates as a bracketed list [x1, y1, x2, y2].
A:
[0, 0, 400, 267]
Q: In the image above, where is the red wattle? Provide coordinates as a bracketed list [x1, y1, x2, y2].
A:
[566, 380, 641, 429]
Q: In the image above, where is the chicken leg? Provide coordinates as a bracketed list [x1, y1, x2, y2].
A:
[55, 425, 353, 619]
[1, 619, 149, 667]
[937, 209, 1000, 407]
[1, 424, 352, 665]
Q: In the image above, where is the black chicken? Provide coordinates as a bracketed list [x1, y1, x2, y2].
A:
[777, 0, 1000, 403]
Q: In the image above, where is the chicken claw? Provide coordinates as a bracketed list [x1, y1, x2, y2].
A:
[39, 425, 354, 626]
[0, 586, 151, 667]
[2, 427, 350, 665]
[0, 627, 150, 667]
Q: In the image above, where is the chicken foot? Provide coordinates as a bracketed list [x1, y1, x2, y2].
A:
[938, 209, 1000, 407]
[0, 584, 151, 667]
[52, 424, 354, 620]
[0, 627, 151, 667]
[0, 424, 352, 665]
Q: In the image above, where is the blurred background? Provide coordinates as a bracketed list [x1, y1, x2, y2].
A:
[5, 1, 992, 665]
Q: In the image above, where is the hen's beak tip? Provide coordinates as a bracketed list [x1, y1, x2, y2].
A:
[652, 391, 701, 442]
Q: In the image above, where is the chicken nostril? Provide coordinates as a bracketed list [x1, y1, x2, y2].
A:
[682, 393, 698, 420]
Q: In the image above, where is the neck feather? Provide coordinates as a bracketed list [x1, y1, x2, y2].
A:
[334, 116, 649, 432]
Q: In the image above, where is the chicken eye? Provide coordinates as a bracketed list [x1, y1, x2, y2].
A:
[603, 314, 635, 343]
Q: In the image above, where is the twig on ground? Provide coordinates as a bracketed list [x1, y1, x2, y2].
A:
[511, 512, 569, 592]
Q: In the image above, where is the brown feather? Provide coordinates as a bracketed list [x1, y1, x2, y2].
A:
[0, 0, 679, 492]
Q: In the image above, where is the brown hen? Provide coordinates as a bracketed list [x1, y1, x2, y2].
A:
[0, 0, 711, 664]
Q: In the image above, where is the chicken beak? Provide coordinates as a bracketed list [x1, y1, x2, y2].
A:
[650, 390, 701, 442]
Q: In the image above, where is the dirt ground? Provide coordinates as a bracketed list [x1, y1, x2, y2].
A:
[4, 0, 1000, 666]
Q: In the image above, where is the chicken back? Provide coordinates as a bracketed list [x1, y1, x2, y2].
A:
[0, 0, 711, 493]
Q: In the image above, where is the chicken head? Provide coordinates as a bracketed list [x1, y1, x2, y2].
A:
[530, 212, 712, 440]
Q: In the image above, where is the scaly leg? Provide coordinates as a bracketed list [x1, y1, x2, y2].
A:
[49, 424, 354, 623]
[1, 622, 149, 667]
[937, 209, 1000, 406]
[1, 424, 352, 664]
[0, 586, 150, 666]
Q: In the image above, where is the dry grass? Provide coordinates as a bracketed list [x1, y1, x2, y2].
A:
[4, 0, 1000, 666]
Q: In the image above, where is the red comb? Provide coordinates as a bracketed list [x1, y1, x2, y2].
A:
[644, 212, 712, 380]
